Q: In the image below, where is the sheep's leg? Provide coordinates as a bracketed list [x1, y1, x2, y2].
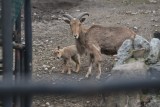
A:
[85, 54, 94, 78]
[96, 62, 101, 79]
[93, 46, 102, 79]
[85, 62, 93, 78]
[75, 55, 80, 72]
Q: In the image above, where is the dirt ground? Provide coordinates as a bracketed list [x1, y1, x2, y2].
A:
[30, 0, 160, 107]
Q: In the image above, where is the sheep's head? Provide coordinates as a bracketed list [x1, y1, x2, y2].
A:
[53, 46, 63, 59]
[63, 12, 89, 39]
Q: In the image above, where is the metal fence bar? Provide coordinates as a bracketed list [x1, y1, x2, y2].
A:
[20, 50, 25, 107]
[24, 0, 32, 82]
[3, 96, 12, 107]
[2, 0, 13, 83]
[24, 0, 32, 106]
[0, 79, 159, 95]
[2, 0, 13, 106]
[14, 12, 22, 107]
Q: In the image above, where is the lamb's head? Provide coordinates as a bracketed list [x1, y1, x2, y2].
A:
[53, 46, 63, 59]
[63, 12, 89, 39]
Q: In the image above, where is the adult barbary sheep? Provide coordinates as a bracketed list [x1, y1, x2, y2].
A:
[53, 45, 80, 74]
[63, 12, 136, 79]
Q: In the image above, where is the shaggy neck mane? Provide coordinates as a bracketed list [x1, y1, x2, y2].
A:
[75, 28, 87, 55]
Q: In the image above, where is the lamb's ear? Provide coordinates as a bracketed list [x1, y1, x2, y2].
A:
[80, 18, 86, 23]
[57, 46, 60, 50]
[63, 18, 70, 24]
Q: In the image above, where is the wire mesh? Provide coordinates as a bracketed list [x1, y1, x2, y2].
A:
[0, 0, 24, 39]
[0, 0, 24, 24]
[12, 0, 24, 23]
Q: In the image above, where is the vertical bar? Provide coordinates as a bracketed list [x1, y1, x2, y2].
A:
[20, 50, 25, 107]
[14, 13, 21, 107]
[24, 0, 32, 106]
[24, 0, 32, 82]
[2, 0, 13, 107]
[2, 0, 13, 83]
[15, 12, 21, 83]
[20, 50, 25, 83]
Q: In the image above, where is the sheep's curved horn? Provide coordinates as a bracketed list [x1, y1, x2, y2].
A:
[63, 14, 74, 20]
[77, 12, 89, 20]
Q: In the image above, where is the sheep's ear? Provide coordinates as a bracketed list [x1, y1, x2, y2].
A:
[63, 18, 70, 24]
[57, 46, 60, 50]
[80, 18, 86, 23]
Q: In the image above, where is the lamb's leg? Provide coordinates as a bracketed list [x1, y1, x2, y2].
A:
[72, 55, 80, 72]
[75, 64, 80, 73]
[67, 67, 71, 74]
[61, 60, 67, 73]
[96, 62, 101, 79]
[66, 59, 71, 74]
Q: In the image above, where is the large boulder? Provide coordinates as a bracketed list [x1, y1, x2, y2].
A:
[147, 62, 160, 80]
[109, 61, 148, 81]
[134, 35, 150, 51]
[115, 35, 150, 66]
[145, 38, 160, 64]
[115, 39, 133, 66]
[146, 98, 160, 107]
[105, 61, 148, 107]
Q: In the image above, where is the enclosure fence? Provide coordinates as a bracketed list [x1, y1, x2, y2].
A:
[1, 0, 160, 107]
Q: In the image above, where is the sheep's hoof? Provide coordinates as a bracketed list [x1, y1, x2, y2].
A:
[61, 71, 65, 73]
[75, 70, 79, 73]
[67, 71, 71, 74]
[85, 75, 88, 78]
[96, 75, 100, 79]
[85, 74, 89, 78]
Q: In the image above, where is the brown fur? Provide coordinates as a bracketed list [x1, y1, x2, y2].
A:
[64, 13, 136, 79]
[53, 45, 80, 74]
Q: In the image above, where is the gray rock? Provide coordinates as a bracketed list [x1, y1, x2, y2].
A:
[146, 100, 160, 107]
[147, 62, 160, 80]
[145, 38, 160, 64]
[105, 92, 141, 107]
[115, 39, 133, 66]
[109, 61, 148, 81]
[106, 62, 148, 107]
[131, 48, 146, 59]
[134, 35, 150, 51]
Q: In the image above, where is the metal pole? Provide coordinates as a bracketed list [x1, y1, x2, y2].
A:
[20, 50, 25, 107]
[14, 13, 21, 107]
[24, 0, 32, 82]
[24, 0, 33, 106]
[0, 79, 159, 95]
[2, 0, 13, 106]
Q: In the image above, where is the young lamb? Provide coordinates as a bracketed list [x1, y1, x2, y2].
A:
[53, 45, 80, 74]
[63, 12, 136, 79]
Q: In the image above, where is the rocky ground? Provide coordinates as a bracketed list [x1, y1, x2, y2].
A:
[30, 0, 160, 107]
